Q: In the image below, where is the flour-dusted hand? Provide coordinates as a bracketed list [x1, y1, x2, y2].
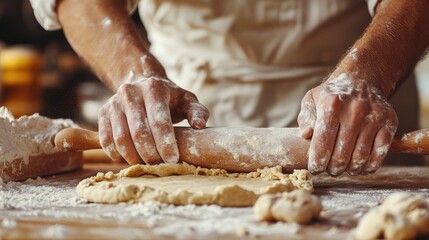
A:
[296, 0, 429, 176]
[54, 0, 210, 165]
[98, 76, 209, 165]
[99, 76, 209, 165]
[298, 72, 398, 176]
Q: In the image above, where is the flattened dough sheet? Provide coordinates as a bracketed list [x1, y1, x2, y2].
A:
[77, 163, 313, 207]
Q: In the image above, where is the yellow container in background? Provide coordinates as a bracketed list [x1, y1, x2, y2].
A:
[0, 46, 43, 117]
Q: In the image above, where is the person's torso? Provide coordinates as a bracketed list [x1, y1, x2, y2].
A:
[139, 0, 371, 85]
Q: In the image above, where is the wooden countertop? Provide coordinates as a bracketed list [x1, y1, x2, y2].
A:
[1, 163, 428, 240]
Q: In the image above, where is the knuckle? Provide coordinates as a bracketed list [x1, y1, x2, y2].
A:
[98, 115, 110, 128]
[98, 101, 116, 116]
[364, 112, 382, 124]
[183, 91, 198, 101]
[119, 84, 139, 102]
[354, 101, 371, 114]
[132, 126, 150, 142]
[151, 119, 168, 129]
[117, 83, 133, 96]
[352, 104, 370, 120]
[143, 77, 164, 90]
[114, 132, 128, 147]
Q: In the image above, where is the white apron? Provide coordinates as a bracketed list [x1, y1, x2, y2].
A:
[138, 0, 407, 128]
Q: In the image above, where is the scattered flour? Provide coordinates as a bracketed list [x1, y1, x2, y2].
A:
[2, 174, 427, 239]
[101, 17, 112, 27]
[414, 132, 424, 144]
[41, 224, 70, 239]
[2, 218, 17, 228]
[350, 48, 358, 61]
[376, 144, 390, 157]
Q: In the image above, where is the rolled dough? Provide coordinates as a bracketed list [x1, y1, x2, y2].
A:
[77, 163, 313, 207]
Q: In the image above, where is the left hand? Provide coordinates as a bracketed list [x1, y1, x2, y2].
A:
[297, 72, 398, 176]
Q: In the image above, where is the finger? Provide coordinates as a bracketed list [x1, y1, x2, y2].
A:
[297, 91, 316, 139]
[142, 79, 179, 163]
[308, 106, 339, 174]
[98, 115, 123, 162]
[327, 124, 358, 176]
[346, 126, 378, 176]
[362, 126, 394, 174]
[183, 92, 209, 129]
[109, 109, 144, 165]
[121, 85, 162, 165]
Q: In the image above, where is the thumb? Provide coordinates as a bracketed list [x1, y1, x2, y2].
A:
[297, 90, 317, 139]
[182, 92, 210, 129]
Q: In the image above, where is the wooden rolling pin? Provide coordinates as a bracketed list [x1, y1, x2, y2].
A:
[55, 127, 429, 172]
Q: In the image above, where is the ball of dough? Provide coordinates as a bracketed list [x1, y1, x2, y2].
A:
[407, 208, 429, 235]
[381, 192, 428, 215]
[355, 192, 429, 240]
[271, 190, 322, 224]
[253, 194, 278, 221]
[383, 213, 416, 240]
[354, 208, 385, 240]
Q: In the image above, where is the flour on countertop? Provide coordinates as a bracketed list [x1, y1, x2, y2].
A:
[2, 218, 17, 228]
[0, 107, 77, 164]
[2, 174, 428, 239]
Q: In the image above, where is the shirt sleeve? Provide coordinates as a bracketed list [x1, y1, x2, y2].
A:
[29, 0, 139, 31]
[366, 0, 382, 16]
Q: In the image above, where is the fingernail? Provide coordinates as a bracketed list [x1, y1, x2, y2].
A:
[308, 163, 325, 174]
[164, 154, 179, 164]
[347, 170, 360, 176]
[363, 161, 380, 173]
[328, 169, 343, 176]
[300, 126, 313, 138]
[191, 117, 206, 129]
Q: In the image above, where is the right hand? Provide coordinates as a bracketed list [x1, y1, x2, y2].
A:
[98, 76, 209, 165]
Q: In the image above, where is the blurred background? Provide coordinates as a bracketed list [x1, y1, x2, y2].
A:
[0, 0, 145, 131]
[1, 0, 429, 130]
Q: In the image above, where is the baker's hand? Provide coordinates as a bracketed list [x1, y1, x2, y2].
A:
[98, 77, 209, 165]
[297, 73, 398, 176]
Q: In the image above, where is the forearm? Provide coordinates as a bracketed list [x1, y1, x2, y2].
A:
[57, 0, 166, 90]
[333, 0, 429, 97]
